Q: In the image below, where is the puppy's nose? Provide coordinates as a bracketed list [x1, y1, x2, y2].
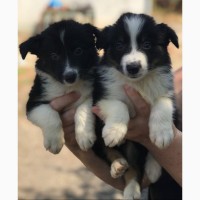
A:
[126, 62, 141, 75]
[64, 71, 77, 83]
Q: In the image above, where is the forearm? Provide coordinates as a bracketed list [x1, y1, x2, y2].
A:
[139, 125, 182, 186]
[65, 145, 125, 191]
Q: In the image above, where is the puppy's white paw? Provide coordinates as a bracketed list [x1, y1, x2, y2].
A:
[44, 133, 64, 154]
[145, 154, 162, 183]
[149, 123, 174, 149]
[111, 158, 129, 178]
[103, 123, 127, 147]
[145, 163, 161, 183]
[123, 193, 140, 200]
[76, 131, 96, 151]
[123, 179, 141, 200]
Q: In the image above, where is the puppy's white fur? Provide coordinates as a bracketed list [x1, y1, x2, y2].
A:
[28, 104, 64, 154]
[121, 16, 148, 79]
[75, 98, 96, 151]
[121, 50, 148, 78]
[98, 99, 129, 147]
[97, 14, 177, 199]
[28, 69, 95, 153]
[97, 66, 173, 182]
[124, 16, 144, 47]
[145, 153, 162, 183]
[110, 158, 129, 178]
[123, 178, 141, 200]
[97, 66, 174, 149]
[149, 97, 174, 148]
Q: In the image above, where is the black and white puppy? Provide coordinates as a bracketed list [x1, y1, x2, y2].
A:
[93, 13, 179, 199]
[19, 20, 99, 154]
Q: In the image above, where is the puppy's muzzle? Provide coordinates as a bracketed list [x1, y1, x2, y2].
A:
[64, 71, 77, 83]
[126, 61, 141, 75]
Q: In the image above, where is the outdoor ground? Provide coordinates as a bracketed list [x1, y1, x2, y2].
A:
[18, 9, 182, 200]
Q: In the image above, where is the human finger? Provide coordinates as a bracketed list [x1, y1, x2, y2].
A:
[141, 173, 151, 189]
[92, 106, 104, 120]
[60, 108, 76, 127]
[50, 92, 80, 112]
[124, 85, 150, 115]
[63, 124, 75, 140]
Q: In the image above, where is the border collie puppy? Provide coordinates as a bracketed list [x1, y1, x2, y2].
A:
[19, 20, 99, 154]
[93, 13, 179, 199]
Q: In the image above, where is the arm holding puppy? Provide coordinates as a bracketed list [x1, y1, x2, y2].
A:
[50, 68, 182, 189]
[123, 86, 182, 186]
[50, 92, 125, 191]
[92, 68, 182, 186]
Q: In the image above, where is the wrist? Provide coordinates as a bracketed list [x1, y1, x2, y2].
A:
[138, 134, 152, 147]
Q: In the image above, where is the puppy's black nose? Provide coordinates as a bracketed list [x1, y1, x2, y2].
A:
[64, 72, 77, 83]
[126, 62, 141, 75]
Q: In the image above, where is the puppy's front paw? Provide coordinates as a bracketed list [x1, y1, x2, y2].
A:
[103, 123, 127, 147]
[44, 134, 64, 154]
[149, 123, 174, 149]
[76, 131, 96, 151]
[111, 158, 129, 178]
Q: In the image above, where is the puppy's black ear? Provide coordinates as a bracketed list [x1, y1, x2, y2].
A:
[84, 23, 102, 49]
[97, 26, 113, 50]
[19, 35, 42, 59]
[156, 23, 179, 48]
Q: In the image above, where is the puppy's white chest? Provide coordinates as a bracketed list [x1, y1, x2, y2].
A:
[103, 67, 169, 110]
[38, 70, 92, 105]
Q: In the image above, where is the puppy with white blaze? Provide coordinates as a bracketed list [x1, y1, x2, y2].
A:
[19, 20, 100, 154]
[93, 13, 181, 199]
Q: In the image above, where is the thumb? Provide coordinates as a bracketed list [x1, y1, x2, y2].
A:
[50, 92, 80, 112]
[124, 85, 150, 114]
[92, 106, 105, 121]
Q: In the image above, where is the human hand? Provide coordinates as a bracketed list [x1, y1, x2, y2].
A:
[92, 85, 151, 144]
[124, 85, 151, 143]
[50, 92, 80, 151]
[174, 67, 182, 131]
[50, 92, 125, 191]
[92, 85, 152, 188]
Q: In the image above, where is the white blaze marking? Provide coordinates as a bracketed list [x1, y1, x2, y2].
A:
[121, 16, 148, 76]
[124, 16, 144, 50]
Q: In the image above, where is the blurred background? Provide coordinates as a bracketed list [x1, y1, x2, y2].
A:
[18, 0, 182, 199]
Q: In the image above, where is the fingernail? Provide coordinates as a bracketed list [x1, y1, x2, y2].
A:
[69, 91, 81, 98]
[124, 85, 132, 92]
[50, 100, 57, 109]
[92, 106, 100, 113]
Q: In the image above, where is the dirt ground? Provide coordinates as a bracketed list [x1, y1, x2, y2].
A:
[18, 10, 182, 200]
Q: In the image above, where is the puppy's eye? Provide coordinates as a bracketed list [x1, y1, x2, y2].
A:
[51, 53, 59, 60]
[142, 41, 151, 50]
[74, 47, 83, 56]
[115, 42, 125, 51]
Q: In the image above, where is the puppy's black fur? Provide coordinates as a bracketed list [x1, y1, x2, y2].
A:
[93, 13, 182, 199]
[20, 20, 99, 109]
[20, 20, 100, 154]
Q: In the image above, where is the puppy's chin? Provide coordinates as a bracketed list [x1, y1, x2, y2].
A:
[63, 80, 78, 86]
[128, 73, 144, 80]
[123, 70, 148, 82]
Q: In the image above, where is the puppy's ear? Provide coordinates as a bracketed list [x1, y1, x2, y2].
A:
[84, 23, 102, 49]
[156, 23, 179, 48]
[97, 26, 113, 50]
[19, 35, 42, 59]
